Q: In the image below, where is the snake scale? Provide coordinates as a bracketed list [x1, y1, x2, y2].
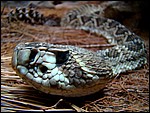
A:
[10, 4, 147, 97]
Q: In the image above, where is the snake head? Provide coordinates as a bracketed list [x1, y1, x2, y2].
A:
[12, 42, 74, 90]
[12, 42, 112, 97]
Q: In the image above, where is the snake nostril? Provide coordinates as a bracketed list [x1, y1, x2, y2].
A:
[29, 49, 38, 62]
[39, 65, 48, 73]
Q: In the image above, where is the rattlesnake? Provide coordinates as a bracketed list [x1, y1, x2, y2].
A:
[10, 4, 147, 97]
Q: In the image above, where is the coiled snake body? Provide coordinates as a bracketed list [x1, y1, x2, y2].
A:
[11, 4, 147, 97]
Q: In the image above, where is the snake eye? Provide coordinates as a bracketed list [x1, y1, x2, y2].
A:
[53, 50, 69, 65]
[29, 49, 38, 62]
